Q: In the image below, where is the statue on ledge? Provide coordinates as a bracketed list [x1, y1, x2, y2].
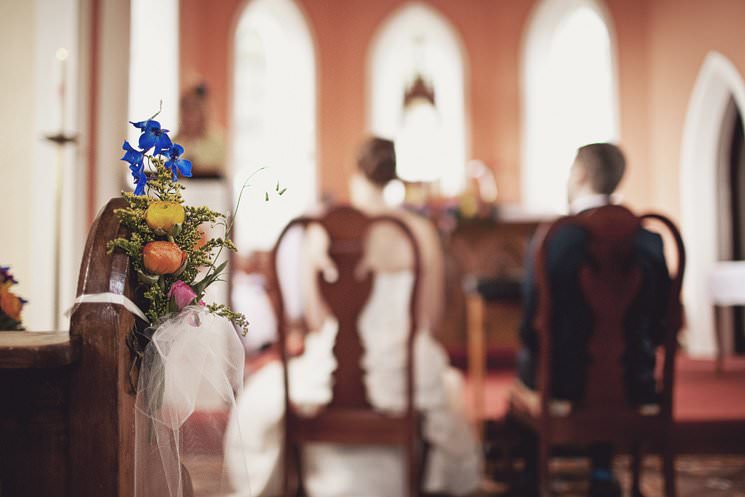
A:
[174, 82, 226, 179]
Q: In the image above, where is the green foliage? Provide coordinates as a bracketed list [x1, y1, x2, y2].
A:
[206, 303, 250, 336]
[107, 156, 248, 333]
[0, 313, 23, 331]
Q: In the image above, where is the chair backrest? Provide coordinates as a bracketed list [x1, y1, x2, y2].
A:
[533, 205, 685, 419]
[269, 205, 422, 413]
[640, 213, 686, 418]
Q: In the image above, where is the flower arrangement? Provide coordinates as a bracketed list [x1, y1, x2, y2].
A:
[0, 266, 27, 331]
[108, 111, 248, 339]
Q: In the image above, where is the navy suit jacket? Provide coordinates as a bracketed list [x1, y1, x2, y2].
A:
[517, 212, 671, 404]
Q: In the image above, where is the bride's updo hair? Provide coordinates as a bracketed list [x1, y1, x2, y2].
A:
[356, 136, 397, 187]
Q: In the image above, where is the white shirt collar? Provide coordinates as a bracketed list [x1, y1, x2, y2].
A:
[569, 193, 614, 214]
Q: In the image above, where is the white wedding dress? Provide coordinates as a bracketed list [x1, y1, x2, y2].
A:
[225, 271, 481, 497]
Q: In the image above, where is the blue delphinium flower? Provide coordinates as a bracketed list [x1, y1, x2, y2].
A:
[162, 144, 193, 181]
[130, 119, 172, 156]
[131, 165, 148, 196]
[121, 140, 144, 169]
[121, 141, 148, 195]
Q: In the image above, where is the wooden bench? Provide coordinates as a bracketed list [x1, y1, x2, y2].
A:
[0, 198, 140, 497]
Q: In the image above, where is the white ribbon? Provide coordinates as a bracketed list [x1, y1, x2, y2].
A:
[69, 292, 149, 322]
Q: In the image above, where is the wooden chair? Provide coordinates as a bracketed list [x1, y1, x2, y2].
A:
[507, 205, 685, 497]
[0, 198, 194, 497]
[269, 206, 424, 497]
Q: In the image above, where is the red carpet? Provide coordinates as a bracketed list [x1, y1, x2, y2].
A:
[673, 356, 745, 421]
[465, 355, 745, 453]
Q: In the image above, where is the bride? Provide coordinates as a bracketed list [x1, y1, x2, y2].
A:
[225, 137, 481, 497]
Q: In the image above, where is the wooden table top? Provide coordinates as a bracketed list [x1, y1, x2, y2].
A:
[0, 331, 80, 369]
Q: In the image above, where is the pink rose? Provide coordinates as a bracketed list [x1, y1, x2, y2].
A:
[168, 280, 197, 310]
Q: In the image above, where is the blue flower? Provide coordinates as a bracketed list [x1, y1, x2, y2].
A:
[130, 119, 172, 155]
[121, 141, 148, 195]
[130, 164, 148, 196]
[121, 141, 144, 169]
[162, 144, 193, 181]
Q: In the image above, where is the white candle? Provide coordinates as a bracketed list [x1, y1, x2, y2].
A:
[51, 47, 69, 329]
[55, 47, 68, 132]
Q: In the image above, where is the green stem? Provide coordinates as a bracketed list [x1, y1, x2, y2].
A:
[200, 167, 266, 286]
[147, 101, 163, 122]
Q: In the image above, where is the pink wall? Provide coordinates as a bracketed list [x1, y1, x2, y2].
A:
[179, 0, 745, 216]
[180, 0, 534, 202]
[605, 0, 652, 210]
[180, 0, 238, 132]
[647, 0, 745, 220]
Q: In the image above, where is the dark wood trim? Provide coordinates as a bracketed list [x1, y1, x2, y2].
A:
[0, 332, 80, 369]
[486, 418, 745, 456]
[674, 420, 745, 454]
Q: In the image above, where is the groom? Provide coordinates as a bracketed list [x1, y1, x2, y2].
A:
[515, 143, 671, 497]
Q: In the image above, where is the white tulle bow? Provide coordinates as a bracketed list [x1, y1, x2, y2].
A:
[134, 306, 248, 497]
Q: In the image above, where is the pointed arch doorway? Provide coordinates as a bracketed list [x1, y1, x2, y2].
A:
[680, 52, 745, 357]
[716, 98, 745, 355]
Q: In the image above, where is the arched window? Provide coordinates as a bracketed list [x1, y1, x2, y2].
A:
[522, 0, 619, 213]
[231, 0, 316, 251]
[368, 3, 467, 196]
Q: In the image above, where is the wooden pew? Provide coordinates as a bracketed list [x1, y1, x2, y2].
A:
[0, 332, 79, 497]
[68, 197, 139, 496]
[0, 198, 139, 497]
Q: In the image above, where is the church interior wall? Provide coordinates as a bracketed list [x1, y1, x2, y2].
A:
[179, 0, 534, 203]
[0, 0, 37, 307]
[647, 0, 745, 221]
[604, 0, 651, 211]
[178, 0, 745, 225]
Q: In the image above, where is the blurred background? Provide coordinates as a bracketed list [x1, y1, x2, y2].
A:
[2, 0, 745, 366]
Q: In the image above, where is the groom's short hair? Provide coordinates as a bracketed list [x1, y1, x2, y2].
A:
[575, 143, 626, 194]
